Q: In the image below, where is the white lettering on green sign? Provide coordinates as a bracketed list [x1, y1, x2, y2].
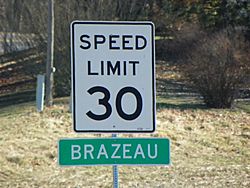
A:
[59, 138, 170, 165]
[71, 143, 158, 160]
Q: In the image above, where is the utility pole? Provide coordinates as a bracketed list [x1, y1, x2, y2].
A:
[45, 0, 54, 106]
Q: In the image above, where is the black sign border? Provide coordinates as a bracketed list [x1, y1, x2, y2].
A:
[71, 21, 155, 133]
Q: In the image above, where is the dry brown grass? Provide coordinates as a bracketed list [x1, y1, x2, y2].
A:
[0, 99, 249, 187]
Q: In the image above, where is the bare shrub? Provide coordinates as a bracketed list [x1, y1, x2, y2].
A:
[156, 24, 202, 61]
[180, 28, 250, 108]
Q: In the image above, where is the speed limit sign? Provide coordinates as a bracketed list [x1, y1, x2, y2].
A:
[71, 21, 155, 133]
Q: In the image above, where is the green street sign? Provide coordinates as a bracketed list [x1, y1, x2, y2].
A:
[58, 138, 170, 166]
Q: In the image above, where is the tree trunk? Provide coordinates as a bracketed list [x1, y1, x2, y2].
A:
[45, 0, 54, 106]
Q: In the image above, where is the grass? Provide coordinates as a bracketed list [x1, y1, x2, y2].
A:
[156, 96, 207, 110]
[155, 36, 174, 40]
[0, 90, 35, 108]
[235, 100, 250, 113]
[0, 98, 249, 187]
[0, 61, 249, 187]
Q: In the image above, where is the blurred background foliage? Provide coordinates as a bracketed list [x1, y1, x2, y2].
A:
[0, 0, 249, 108]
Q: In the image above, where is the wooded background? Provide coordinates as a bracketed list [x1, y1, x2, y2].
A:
[0, 0, 249, 108]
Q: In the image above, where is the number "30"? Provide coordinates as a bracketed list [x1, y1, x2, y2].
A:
[86, 86, 143, 121]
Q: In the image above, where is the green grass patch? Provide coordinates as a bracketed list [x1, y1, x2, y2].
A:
[156, 96, 206, 110]
[235, 100, 250, 113]
[155, 36, 174, 40]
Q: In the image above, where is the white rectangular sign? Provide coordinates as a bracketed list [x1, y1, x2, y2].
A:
[71, 21, 155, 133]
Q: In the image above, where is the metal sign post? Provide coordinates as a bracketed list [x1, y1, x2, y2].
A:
[112, 134, 119, 188]
[36, 74, 45, 112]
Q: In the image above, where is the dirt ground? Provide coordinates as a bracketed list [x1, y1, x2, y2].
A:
[0, 100, 249, 188]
